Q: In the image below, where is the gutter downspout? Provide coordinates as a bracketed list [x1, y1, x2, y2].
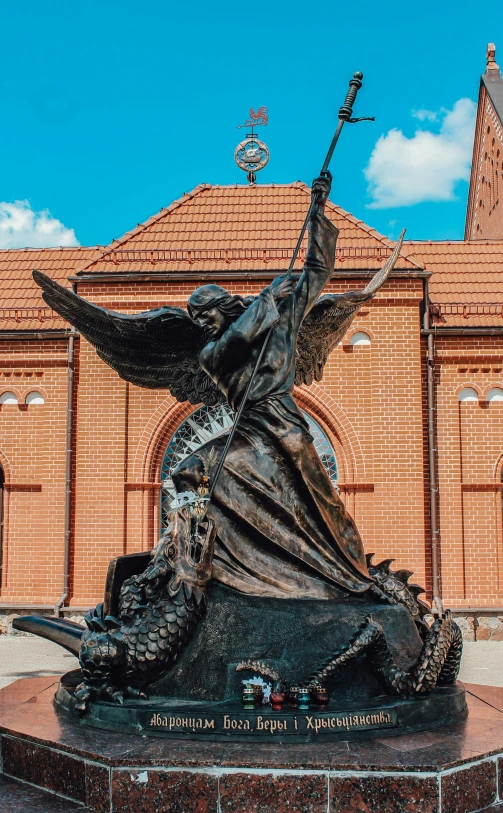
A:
[0, 468, 4, 593]
[54, 306, 77, 616]
[423, 278, 443, 614]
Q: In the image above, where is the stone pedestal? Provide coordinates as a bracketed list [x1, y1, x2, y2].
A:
[1, 676, 503, 812]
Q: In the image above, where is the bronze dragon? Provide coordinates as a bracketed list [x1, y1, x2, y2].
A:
[239, 556, 463, 697]
[73, 485, 215, 713]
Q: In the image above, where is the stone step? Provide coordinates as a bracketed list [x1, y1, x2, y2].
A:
[0, 775, 94, 813]
[2, 675, 503, 813]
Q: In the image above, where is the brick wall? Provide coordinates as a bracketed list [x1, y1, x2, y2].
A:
[434, 335, 503, 607]
[0, 339, 69, 605]
[0, 276, 502, 615]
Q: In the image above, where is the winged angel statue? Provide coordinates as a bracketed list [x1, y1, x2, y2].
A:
[34, 176, 403, 603]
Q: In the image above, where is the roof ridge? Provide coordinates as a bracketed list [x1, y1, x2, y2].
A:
[200, 182, 306, 189]
[406, 239, 503, 245]
[76, 184, 213, 274]
[0, 245, 101, 254]
[296, 185, 424, 270]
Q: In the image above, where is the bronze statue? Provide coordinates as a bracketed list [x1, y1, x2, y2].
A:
[32, 177, 464, 714]
[34, 175, 403, 604]
[15, 73, 465, 737]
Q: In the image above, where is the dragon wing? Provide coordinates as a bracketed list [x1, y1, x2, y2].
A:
[295, 230, 405, 386]
[33, 271, 225, 406]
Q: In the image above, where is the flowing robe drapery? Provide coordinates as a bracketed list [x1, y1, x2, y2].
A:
[176, 211, 373, 599]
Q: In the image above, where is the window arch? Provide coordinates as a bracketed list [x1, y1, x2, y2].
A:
[350, 332, 371, 347]
[488, 388, 503, 403]
[0, 392, 18, 405]
[25, 391, 45, 405]
[458, 388, 478, 402]
[160, 403, 339, 530]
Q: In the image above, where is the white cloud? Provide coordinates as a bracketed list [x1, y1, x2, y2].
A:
[364, 98, 476, 209]
[412, 109, 438, 122]
[0, 200, 79, 248]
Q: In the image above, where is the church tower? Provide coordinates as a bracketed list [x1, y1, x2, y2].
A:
[465, 44, 503, 239]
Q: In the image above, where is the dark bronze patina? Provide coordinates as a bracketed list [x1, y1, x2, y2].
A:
[12, 72, 464, 734]
[32, 176, 401, 601]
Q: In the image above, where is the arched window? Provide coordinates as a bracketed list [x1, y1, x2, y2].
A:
[160, 404, 339, 530]
[350, 332, 371, 346]
[488, 388, 503, 403]
[458, 388, 478, 402]
[0, 392, 17, 405]
[25, 391, 45, 405]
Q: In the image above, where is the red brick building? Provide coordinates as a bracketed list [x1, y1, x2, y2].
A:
[1, 48, 503, 640]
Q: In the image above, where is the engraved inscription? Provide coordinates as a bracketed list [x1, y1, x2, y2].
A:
[145, 707, 397, 736]
[305, 710, 393, 732]
[149, 714, 215, 731]
[223, 715, 252, 731]
[256, 715, 288, 733]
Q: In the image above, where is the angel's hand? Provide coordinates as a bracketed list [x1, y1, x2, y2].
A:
[269, 275, 296, 301]
[311, 172, 332, 209]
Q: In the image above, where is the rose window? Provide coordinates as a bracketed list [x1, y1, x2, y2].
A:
[161, 404, 338, 531]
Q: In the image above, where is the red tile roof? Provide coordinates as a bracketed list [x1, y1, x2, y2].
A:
[404, 240, 503, 326]
[1, 187, 502, 332]
[0, 247, 102, 330]
[78, 183, 421, 274]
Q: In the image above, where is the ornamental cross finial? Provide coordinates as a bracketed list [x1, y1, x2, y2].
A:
[486, 43, 500, 72]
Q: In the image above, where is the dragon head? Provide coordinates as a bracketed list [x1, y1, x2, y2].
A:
[163, 504, 215, 593]
[126, 471, 215, 600]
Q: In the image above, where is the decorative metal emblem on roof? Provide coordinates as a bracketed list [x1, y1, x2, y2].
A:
[235, 106, 269, 184]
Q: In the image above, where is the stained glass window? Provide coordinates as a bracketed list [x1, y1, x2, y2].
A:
[161, 403, 338, 530]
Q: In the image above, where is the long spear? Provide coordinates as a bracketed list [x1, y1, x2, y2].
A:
[208, 72, 371, 500]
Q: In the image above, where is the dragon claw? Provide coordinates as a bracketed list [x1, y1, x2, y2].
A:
[124, 685, 149, 700]
[74, 681, 95, 715]
[102, 685, 124, 705]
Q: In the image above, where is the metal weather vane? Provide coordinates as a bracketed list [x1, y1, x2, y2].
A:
[235, 106, 270, 184]
[237, 106, 269, 128]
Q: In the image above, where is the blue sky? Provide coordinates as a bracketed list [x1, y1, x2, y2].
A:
[0, 0, 500, 248]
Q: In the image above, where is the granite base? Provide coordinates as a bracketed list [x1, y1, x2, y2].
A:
[1, 677, 503, 811]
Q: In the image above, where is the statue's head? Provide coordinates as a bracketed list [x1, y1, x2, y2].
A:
[187, 284, 254, 340]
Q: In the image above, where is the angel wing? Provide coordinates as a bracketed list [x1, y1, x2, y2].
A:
[33, 271, 225, 406]
[295, 230, 405, 386]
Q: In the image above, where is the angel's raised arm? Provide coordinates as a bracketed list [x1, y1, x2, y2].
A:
[32, 271, 225, 407]
[293, 211, 339, 323]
